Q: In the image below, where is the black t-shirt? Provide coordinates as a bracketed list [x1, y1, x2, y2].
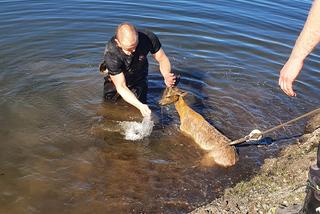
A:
[103, 30, 161, 86]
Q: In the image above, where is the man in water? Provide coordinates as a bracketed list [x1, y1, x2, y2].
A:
[278, 0, 320, 213]
[99, 22, 176, 117]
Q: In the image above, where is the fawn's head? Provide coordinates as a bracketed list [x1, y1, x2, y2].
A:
[158, 87, 188, 106]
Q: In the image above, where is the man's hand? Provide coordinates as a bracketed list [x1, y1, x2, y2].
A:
[110, 72, 151, 117]
[138, 104, 151, 117]
[164, 72, 176, 87]
[279, 58, 304, 97]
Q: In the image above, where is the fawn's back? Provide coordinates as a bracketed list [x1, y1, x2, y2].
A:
[159, 87, 238, 167]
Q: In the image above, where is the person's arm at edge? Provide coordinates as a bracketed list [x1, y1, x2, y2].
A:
[110, 72, 151, 117]
[153, 48, 176, 87]
[279, 0, 320, 96]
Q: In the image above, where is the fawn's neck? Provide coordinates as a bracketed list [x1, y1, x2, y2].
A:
[174, 96, 189, 118]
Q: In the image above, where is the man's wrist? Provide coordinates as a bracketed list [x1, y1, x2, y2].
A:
[135, 101, 147, 110]
[288, 54, 305, 64]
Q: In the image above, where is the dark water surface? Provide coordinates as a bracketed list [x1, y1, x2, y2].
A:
[0, 0, 319, 213]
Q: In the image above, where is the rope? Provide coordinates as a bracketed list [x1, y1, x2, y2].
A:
[229, 107, 320, 146]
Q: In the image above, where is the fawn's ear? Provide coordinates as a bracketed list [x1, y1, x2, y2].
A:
[175, 87, 188, 97]
[180, 91, 188, 97]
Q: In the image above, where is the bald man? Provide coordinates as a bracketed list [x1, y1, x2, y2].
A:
[99, 23, 176, 117]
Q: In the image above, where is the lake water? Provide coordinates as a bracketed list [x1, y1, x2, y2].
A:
[0, 0, 319, 213]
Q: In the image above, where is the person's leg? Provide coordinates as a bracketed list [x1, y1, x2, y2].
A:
[299, 144, 320, 214]
[103, 77, 120, 102]
[276, 145, 320, 214]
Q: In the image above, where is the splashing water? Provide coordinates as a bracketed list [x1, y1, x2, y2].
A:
[119, 116, 154, 141]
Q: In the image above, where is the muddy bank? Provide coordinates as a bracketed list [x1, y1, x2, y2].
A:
[191, 125, 320, 214]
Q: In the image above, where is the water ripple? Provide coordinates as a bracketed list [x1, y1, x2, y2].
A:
[0, 0, 319, 213]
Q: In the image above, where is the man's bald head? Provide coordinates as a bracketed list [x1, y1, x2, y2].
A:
[115, 22, 138, 49]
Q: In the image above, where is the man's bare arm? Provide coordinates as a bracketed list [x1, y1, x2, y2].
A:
[153, 48, 176, 87]
[279, 0, 320, 96]
[110, 73, 151, 117]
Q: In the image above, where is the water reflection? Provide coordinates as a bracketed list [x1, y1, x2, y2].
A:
[0, 0, 319, 213]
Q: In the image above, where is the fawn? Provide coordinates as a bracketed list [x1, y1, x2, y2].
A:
[159, 87, 238, 167]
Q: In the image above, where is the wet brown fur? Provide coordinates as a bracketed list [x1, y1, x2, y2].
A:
[159, 87, 238, 167]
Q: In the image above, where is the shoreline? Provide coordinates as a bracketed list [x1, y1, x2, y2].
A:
[191, 127, 320, 214]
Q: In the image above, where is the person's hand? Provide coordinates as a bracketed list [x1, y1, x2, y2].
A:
[279, 58, 304, 97]
[138, 104, 151, 117]
[164, 73, 176, 87]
